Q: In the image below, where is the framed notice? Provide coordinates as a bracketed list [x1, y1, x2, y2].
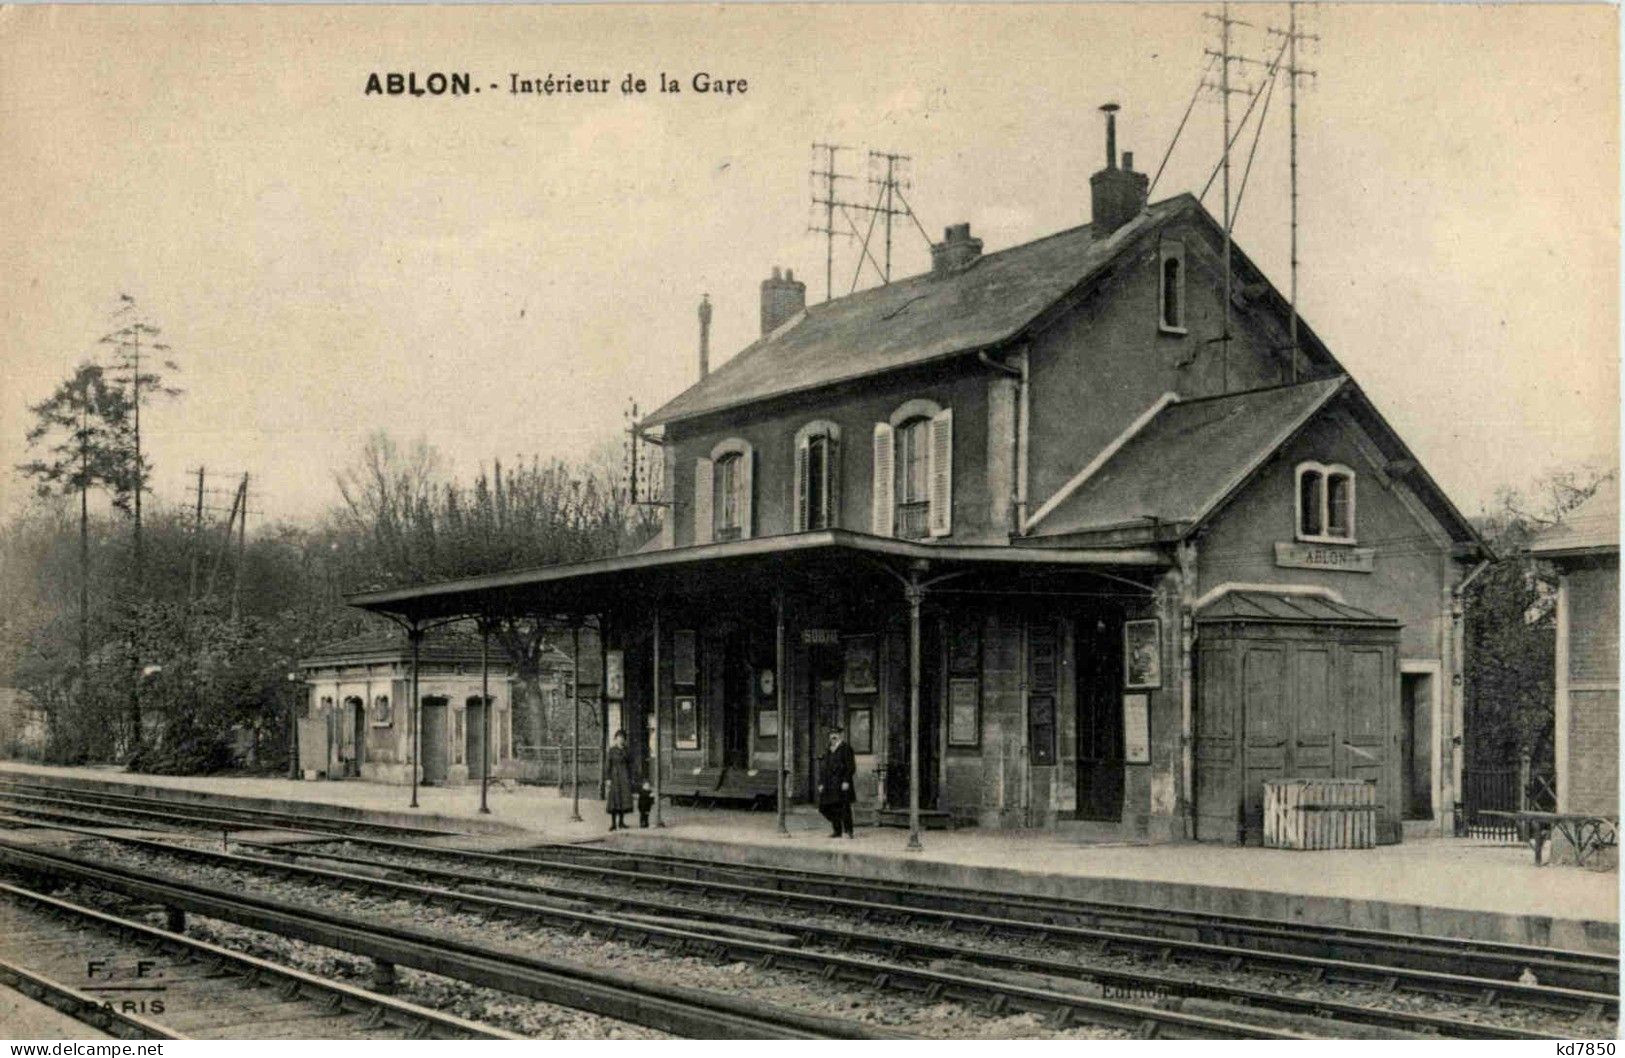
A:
[948, 676, 980, 747]
[674, 695, 699, 749]
[847, 707, 872, 754]
[1124, 618, 1162, 689]
[756, 709, 780, 738]
[369, 694, 392, 727]
[842, 635, 878, 693]
[1123, 693, 1151, 763]
[605, 650, 625, 699]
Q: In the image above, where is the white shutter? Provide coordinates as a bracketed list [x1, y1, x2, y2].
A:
[927, 408, 954, 538]
[738, 449, 754, 540]
[794, 437, 810, 533]
[871, 422, 895, 537]
[693, 457, 714, 545]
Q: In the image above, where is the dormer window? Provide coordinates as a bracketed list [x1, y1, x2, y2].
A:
[794, 421, 841, 531]
[1296, 461, 1356, 542]
[1159, 240, 1186, 333]
[694, 439, 754, 545]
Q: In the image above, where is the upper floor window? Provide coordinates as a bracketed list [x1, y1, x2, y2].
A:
[1296, 461, 1356, 542]
[872, 400, 953, 540]
[794, 421, 841, 532]
[694, 438, 753, 545]
[1159, 240, 1186, 333]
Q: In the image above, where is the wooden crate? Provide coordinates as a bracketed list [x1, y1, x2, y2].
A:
[1263, 778, 1378, 849]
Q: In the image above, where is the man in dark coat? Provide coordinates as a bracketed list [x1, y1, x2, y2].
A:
[605, 730, 636, 831]
[817, 726, 856, 838]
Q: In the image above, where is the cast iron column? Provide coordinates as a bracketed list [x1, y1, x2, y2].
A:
[651, 606, 664, 828]
[775, 587, 789, 837]
[570, 622, 583, 823]
[408, 625, 423, 809]
[479, 622, 491, 815]
[905, 572, 925, 851]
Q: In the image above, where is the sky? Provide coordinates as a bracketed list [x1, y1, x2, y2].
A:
[1, 3, 1617, 531]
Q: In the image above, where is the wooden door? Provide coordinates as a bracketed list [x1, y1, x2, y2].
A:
[1240, 645, 1288, 836]
[1292, 645, 1336, 778]
[1073, 615, 1124, 821]
[420, 699, 448, 784]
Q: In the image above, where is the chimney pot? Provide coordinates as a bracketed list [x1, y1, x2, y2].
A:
[697, 294, 712, 379]
[1090, 106, 1148, 238]
[759, 266, 806, 336]
[931, 222, 983, 277]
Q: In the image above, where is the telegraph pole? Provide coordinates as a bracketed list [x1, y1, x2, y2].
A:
[808, 142, 853, 303]
[1271, 4, 1318, 383]
[1205, 4, 1251, 393]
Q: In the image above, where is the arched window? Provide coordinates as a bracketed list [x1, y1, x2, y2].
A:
[872, 400, 953, 539]
[693, 438, 753, 544]
[1159, 240, 1186, 333]
[794, 421, 841, 532]
[1296, 461, 1356, 542]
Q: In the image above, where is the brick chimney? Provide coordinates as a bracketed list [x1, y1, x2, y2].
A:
[697, 293, 712, 379]
[930, 223, 983, 277]
[759, 266, 805, 337]
[1090, 102, 1149, 238]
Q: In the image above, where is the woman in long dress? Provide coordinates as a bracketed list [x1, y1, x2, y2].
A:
[605, 729, 635, 831]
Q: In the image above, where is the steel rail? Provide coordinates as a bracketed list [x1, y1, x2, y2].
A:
[229, 835, 1573, 1040]
[3, 778, 1609, 991]
[0, 780, 451, 838]
[0, 839, 896, 1040]
[0, 881, 516, 1040]
[0, 823, 1311, 1039]
[0, 957, 181, 1041]
[523, 841, 1620, 981]
[2, 795, 1611, 1022]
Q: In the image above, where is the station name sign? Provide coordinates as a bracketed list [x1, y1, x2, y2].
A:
[1274, 541, 1375, 573]
[801, 628, 841, 645]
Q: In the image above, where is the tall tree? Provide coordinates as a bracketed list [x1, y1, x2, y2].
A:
[100, 294, 182, 751]
[16, 362, 135, 719]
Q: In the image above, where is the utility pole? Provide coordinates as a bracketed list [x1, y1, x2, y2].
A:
[231, 474, 249, 623]
[188, 467, 205, 603]
[808, 143, 853, 303]
[1271, 4, 1318, 384]
[1205, 5, 1251, 394]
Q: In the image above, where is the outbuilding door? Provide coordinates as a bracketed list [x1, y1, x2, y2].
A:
[1194, 595, 1400, 844]
[420, 697, 449, 785]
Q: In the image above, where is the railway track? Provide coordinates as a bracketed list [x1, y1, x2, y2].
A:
[0, 780, 1614, 1038]
[0, 812, 1600, 1039]
[0, 837, 897, 1040]
[2, 779, 1611, 997]
[0, 880, 514, 1040]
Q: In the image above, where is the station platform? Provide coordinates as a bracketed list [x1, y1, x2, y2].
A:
[1, 761, 1616, 954]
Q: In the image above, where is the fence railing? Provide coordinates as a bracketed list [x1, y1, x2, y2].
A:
[1455, 756, 1556, 841]
[515, 744, 604, 790]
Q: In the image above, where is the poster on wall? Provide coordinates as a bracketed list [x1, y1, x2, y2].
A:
[369, 694, 392, 727]
[1123, 693, 1151, 763]
[847, 708, 872, 753]
[757, 710, 779, 737]
[948, 676, 980, 746]
[842, 635, 878, 693]
[1124, 619, 1162, 689]
[605, 650, 625, 699]
[674, 695, 699, 749]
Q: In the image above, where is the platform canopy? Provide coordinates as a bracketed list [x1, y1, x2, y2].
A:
[344, 529, 1167, 625]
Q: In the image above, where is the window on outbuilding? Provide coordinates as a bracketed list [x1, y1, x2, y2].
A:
[1296, 461, 1356, 543]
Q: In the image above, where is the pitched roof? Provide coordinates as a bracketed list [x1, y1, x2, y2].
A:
[1028, 377, 1347, 539]
[1198, 589, 1397, 625]
[300, 626, 574, 669]
[1529, 476, 1619, 558]
[643, 195, 1196, 428]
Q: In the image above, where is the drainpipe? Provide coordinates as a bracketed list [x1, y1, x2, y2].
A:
[976, 348, 1029, 535]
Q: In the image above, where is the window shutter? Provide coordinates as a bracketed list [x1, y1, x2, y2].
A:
[871, 423, 895, 537]
[738, 449, 755, 540]
[825, 436, 841, 530]
[927, 408, 953, 537]
[693, 457, 714, 545]
[794, 437, 810, 533]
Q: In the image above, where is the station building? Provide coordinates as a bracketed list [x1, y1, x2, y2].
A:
[349, 114, 1485, 843]
[298, 627, 572, 785]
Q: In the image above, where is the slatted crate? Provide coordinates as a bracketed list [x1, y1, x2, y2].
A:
[1263, 778, 1378, 849]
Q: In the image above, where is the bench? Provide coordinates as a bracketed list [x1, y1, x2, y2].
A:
[1481, 810, 1619, 867]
